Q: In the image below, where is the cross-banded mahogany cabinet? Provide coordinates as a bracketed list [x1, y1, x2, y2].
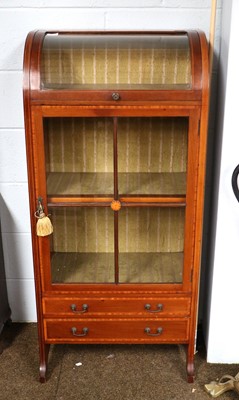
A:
[23, 30, 209, 382]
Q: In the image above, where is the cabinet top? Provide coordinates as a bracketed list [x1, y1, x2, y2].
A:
[23, 30, 209, 104]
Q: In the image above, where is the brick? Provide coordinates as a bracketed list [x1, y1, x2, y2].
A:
[0, 9, 105, 70]
[2, 233, 34, 279]
[6, 279, 37, 322]
[0, 72, 24, 128]
[0, 0, 162, 7]
[0, 183, 31, 233]
[105, 8, 211, 37]
[0, 130, 27, 182]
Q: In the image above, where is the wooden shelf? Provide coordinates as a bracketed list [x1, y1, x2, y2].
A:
[51, 251, 183, 284]
[42, 83, 191, 91]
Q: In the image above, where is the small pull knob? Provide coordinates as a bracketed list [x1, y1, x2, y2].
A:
[112, 92, 120, 101]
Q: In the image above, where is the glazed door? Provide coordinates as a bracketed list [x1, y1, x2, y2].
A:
[31, 107, 200, 292]
[116, 116, 193, 287]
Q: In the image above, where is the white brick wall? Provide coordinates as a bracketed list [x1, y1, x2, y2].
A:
[0, 0, 221, 322]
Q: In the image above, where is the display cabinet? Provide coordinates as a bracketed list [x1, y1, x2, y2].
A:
[23, 30, 209, 382]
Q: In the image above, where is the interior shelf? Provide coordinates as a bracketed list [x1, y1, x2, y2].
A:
[47, 171, 186, 197]
[47, 172, 113, 196]
[51, 251, 183, 284]
[41, 83, 191, 91]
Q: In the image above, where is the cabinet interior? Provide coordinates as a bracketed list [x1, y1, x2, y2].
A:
[44, 117, 188, 197]
[50, 207, 185, 284]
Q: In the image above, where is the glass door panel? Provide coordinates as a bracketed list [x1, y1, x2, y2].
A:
[49, 207, 114, 283]
[44, 117, 114, 197]
[118, 207, 185, 283]
[118, 117, 188, 196]
[41, 33, 192, 91]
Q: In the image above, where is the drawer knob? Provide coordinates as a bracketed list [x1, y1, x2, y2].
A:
[71, 303, 88, 314]
[71, 327, 89, 337]
[144, 327, 163, 337]
[112, 92, 120, 101]
[144, 303, 163, 313]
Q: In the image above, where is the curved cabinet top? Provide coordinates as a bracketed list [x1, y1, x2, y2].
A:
[23, 30, 209, 104]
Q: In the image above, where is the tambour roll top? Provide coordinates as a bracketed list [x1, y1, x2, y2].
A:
[24, 30, 207, 103]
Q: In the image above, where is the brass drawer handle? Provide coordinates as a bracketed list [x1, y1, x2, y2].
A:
[144, 327, 163, 337]
[71, 327, 89, 337]
[71, 303, 88, 314]
[144, 303, 163, 313]
[112, 92, 120, 101]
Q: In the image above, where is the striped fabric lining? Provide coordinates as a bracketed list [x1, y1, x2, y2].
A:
[49, 207, 185, 254]
[44, 117, 188, 174]
[50, 207, 184, 284]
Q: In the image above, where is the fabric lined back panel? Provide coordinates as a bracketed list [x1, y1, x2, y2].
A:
[44, 117, 188, 174]
[50, 207, 185, 283]
[50, 207, 185, 254]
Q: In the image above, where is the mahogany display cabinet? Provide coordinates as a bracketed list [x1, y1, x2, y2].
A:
[23, 30, 209, 382]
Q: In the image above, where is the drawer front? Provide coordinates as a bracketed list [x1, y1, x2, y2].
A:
[44, 318, 189, 343]
[43, 297, 190, 317]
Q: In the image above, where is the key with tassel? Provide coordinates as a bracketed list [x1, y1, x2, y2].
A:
[34, 197, 53, 237]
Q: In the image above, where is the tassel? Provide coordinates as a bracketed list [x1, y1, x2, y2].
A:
[36, 211, 53, 237]
[34, 197, 53, 237]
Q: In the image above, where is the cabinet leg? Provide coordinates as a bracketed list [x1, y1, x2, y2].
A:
[186, 345, 195, 383]
[39, 343, 50, 383]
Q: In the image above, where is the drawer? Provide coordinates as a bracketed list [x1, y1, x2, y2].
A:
[43, 297, 190, 317]
[44, 318, 189, 343]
